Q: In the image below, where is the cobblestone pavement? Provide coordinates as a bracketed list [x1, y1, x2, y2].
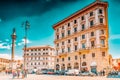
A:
[0, 73, 120, 80]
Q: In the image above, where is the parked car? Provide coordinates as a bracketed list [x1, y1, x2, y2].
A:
[65, 69, 79, 76]
[47, 69, 55, 75]
[55, 70, 67, 75]
[36, 69, 42, 75]
[80, 71, 96, 76]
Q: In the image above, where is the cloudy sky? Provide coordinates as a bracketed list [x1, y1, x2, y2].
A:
[0, 0, 120, 59]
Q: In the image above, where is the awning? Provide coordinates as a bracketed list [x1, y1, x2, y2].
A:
[90, 62, 97, 66]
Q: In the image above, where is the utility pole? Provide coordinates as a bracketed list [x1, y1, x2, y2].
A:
[22, 20, 30, 69]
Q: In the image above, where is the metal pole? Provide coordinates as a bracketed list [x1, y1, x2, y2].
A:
[22, 20, 30, 69]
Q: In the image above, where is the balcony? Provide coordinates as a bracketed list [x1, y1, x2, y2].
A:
[79, 48, 90, 53]
[80, 20, 86, 24]
[58, 52, 68, 58]
[90, 36, 96, 41]
[98, 14, 104, 18]
[81, 39, 86, 43]
[73, 23, 78, 27]
[99, 34, 106, 39]
[88, 15, 95, 21]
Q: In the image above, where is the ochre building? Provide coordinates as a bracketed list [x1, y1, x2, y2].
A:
[53, 0, 110, 73]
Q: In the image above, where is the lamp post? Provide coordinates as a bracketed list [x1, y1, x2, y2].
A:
[79, 52, 81, 71]
[11, 28, 16, 70]
[22, 20, 30, 69]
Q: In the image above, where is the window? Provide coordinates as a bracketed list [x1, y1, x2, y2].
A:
[31, 49, 33, 51]
[82, 43, 85, 49]
[90, 12, 93, 16]
[62, 41, 64, 45]
[62, 33, 64, 38]
[83, 54, 86, 59]
[91, 32, 94, 36]
[62, 26, 64, 29]
[68, 23, 70, 27]
[57, 29, 59, 32]
[74, 20, 77, 24]
[62, 58, 64, 61]
[62, 48, 64, 53]
[68, 39, 70, 43]
[75, 45, 78, 51]
[68, 30, 71, 35]
[35, 63, 36, 65]
[31, 53, 33, 55]
[75, 56, 77, 60]
[102, 52, 105, 57]
[100, 18, 103, 23]
[57, 35, 59, 39]
[35, 53, 37, 55]
[74, 27, 77, 33]
[90, 20, 94, 27]
[68, 47, 70, 52]
[82, 35, 85, 39]
[57, 43, 59, 47]
[74, 37, 77, 41]
[43, 53, 46, 55]
[91, 41, 95, 47]
[92, 53, 95, 58]
[57, 59, 59, 62]
[82, 24, 85, 31]
[101, 39, 105, 46]
[81, 16, 84, 20]
[99, 9, 103, 14]
[101, 30, 104, 34]
[68, 57, 70, 61]
[31, 63, 33, 65]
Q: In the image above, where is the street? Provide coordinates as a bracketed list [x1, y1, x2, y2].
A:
[0, 73, 120, 80]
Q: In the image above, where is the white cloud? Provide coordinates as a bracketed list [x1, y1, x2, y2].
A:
[18, 39, 31, 46]
[5, 39, 9, 42]
[0, 53, 23, 60]
[110, 34, 120, 40]
[0, 42, 11, 50]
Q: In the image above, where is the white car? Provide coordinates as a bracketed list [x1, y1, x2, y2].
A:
[80, 71, 96, 76]
[65, 69, 79, 76]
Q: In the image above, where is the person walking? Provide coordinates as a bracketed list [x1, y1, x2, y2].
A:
[17, 69, 20, 78]
[103, 70, 105, 76]
[21, 69, 25, 79]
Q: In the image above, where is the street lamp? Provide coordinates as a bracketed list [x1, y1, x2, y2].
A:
[79, 52, 81, 71]
[22, 20, 30, 69]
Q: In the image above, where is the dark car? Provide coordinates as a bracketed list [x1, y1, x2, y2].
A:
[55, 70, 67, 75]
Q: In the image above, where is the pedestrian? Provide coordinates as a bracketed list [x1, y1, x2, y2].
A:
[24, 69, 27, 78]
[21, 69, 25, 79]
[17, 69, 20, 78]
[103, 70, 105, 76]
[12, 70, 16, 79]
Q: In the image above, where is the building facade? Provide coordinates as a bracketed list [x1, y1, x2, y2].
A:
[24, 45, 55, 71]
[0, 58, 10, 71]
[53, 0, 110, 73]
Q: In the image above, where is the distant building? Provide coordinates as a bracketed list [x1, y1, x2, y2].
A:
[0, 58, 10, 71]
[53, 0, 110, 72]
[23, 45, 55, 71]
[0, 58, 23, 71]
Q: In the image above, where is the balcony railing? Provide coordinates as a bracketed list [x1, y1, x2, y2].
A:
[58, 52, 68, 57]
[79, 47, 90, 53]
